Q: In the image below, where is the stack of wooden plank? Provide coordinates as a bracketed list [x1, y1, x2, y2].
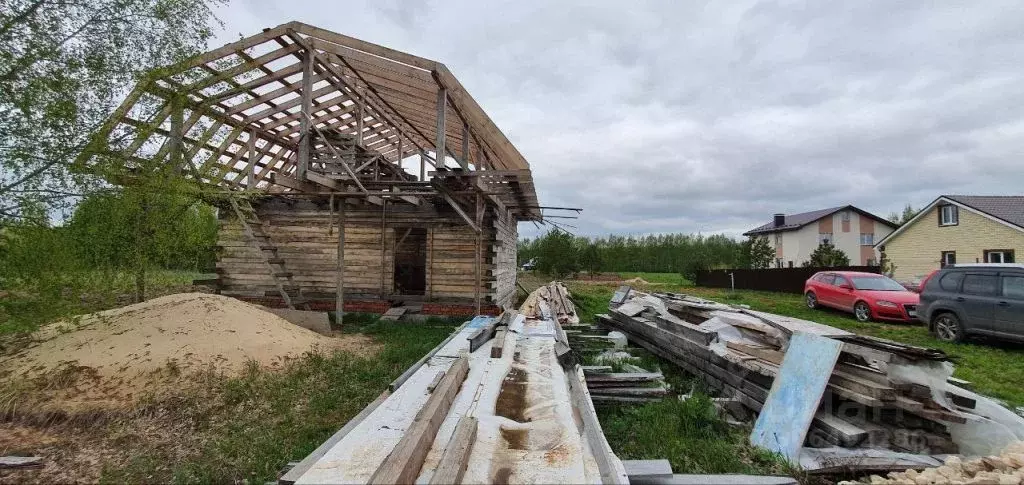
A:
[595, 288, 978, 458]
[583, 368, 669, 404]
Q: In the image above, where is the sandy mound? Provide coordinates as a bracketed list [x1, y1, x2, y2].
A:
[622, 277, 651, 285]
[0, 293, 374, 404]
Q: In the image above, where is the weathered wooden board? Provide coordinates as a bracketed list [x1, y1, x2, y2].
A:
[369, 355, 470, 484]
[750, 332, 842, 462]
[428, 415, 477, 485]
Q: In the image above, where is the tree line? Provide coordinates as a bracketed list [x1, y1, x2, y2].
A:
[518, 231, 777, 279]
[517, 229, 867, 279]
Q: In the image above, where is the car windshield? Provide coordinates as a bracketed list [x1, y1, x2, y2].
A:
[850, 276, 905, 291]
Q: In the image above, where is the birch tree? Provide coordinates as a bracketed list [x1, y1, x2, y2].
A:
[0, 0, 224, 222]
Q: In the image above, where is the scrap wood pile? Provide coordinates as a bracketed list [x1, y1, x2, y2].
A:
[595, 286, 1024, 474]
[519, 281, 579, 325]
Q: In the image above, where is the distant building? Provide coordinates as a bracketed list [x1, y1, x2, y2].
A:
[875, 195, 1023, 281]
[744, 206, 897, 268]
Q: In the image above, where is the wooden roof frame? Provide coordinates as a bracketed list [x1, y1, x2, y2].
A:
[80, 21, 540, 220]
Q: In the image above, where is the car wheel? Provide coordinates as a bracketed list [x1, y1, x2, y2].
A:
[854, 301, 872, 322]
[932, 312, 964, 343]
[806, 292, 818, 309]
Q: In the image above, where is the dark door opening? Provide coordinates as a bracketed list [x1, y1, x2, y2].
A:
[393, 228, 427, 295]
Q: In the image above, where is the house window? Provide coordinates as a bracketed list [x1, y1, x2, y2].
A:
[774, 233, 782, 246]
[775, 258, 784, 268]
[941, 251, 956, 267]
[841, 211, 851, 222]
[787, 261, 794, 268]
[818, 232, 833, 244]
[984, 250, 1015, 264]
[859, 233, 874, 245]
[939, 205, 959, 226]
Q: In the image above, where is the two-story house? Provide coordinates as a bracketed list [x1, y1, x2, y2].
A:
[743, 206, 897, 268]
[875, 195, 1024, 281]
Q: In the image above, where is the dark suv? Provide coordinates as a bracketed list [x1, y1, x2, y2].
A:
[919, 264, 1024, 343]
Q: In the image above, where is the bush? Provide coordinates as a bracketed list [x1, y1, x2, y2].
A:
[805, 242, 850, 267]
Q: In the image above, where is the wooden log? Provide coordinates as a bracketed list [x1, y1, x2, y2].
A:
[336, 199, 345, 324]
[369, 355, 470, 485]
[428, 416, 477, 485]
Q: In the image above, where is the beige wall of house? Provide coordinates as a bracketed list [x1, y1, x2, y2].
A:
[765, 209, 892, 266]
[882, 205, 1024, 281]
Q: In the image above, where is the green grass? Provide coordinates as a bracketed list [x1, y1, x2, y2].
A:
[99, 316, 461, 484]
[599, 397, 791, 475]
[0, 269, 202, 335]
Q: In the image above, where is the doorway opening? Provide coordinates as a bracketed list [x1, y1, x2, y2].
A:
[393, 228, 427, 295]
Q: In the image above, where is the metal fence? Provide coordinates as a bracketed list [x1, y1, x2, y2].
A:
[695, 266, 882, 294]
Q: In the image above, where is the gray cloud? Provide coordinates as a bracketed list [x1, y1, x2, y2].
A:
[213, 0, 1024, 238]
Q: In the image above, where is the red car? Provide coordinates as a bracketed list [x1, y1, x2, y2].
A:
[804, 271, 920, 323]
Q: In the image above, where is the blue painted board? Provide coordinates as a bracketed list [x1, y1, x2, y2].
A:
[466, 315, 495, 329]
[750, 332, 842, 462]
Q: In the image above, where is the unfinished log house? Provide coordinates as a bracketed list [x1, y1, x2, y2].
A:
[80, 22, 540, 315]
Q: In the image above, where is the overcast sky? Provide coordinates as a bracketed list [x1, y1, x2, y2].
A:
[212, 0, 1024, 239]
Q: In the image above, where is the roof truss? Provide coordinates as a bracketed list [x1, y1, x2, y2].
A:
[80, 21, 539, 219]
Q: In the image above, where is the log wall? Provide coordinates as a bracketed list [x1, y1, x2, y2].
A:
[215, 197, 513, 305]
[491, 207, 518, 309]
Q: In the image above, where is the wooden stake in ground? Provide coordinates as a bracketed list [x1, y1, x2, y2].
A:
[336, 196, 345, 327]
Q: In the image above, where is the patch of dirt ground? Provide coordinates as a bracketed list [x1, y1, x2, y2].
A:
[0, 293, 377, 483]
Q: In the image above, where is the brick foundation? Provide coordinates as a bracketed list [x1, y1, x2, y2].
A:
[238, 297, 500, 317]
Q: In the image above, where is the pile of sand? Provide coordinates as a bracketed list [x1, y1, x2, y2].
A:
[622, 277, 651, 285]
[0, 293, 373, 403]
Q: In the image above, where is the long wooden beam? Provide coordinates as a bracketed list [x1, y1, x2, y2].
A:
[435, 88, 447, 167]
[368, 355, 470, 485]
[297, 49, 314, 180]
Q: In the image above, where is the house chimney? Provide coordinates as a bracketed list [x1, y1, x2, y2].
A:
[773, 213, 786, 227]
